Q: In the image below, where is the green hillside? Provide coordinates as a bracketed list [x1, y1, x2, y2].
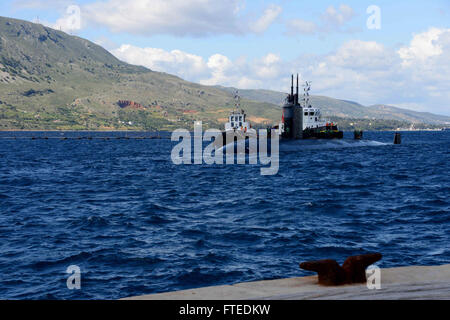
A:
[0, 16, 279, 130]
[0, 16, 448, 131]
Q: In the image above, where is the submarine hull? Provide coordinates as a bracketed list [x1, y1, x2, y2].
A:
[217, 125, 343, 147]
[301, 127, 344, 139]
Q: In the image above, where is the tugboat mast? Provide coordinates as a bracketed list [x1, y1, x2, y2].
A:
[234, 90, 240, 112]
[303, 81, 311, 108]
[223, 90, 250, 133]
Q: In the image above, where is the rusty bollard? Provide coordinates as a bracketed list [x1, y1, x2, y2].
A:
[300, 253, 382, 286]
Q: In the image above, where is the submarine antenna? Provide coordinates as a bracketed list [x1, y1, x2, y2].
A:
[296, 74, 299, 105]
[291, 74, 294, 102]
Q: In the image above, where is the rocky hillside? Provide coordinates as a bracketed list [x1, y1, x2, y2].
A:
[0, 16, 448, 131]
[0, 16, 278, 130]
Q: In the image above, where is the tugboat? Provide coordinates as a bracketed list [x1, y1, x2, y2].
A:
[224, 91, 251, 134]
[220, 91, 256, 145]
[277, 74, 343, 140]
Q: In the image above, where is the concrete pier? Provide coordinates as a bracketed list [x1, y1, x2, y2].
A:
[124, 264, 450, 300]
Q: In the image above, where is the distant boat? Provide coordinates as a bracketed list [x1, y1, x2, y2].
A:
[220, 91, 256, 145]
[224, 91, 251, 134]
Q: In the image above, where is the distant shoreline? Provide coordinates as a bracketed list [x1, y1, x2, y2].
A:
[0, 129, 445, 132]
[0, 129, 168, 132]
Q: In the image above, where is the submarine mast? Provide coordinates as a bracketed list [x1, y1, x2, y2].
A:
[282, 74, 303, 139]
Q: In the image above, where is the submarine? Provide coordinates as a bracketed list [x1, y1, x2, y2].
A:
[276, 74, 343, 140]
[217, 74, 343, 148]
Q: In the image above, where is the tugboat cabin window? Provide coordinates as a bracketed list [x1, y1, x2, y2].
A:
[231, 116, 234, 121]
[239, 122, 242, 126]
[309, 112, 314, 116]
[304, 112, 308, 116]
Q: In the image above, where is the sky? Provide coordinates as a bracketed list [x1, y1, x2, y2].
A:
[2, 0, 450, 115]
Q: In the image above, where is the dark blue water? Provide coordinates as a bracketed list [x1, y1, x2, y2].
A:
[0, 131, 448, 299]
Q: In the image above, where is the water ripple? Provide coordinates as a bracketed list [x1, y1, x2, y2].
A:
[0, 131, 448, 299]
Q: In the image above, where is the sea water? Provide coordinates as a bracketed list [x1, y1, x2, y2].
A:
[0, 131, 448, 299]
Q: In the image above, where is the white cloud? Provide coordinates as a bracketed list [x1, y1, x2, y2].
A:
[301, 28, 450, 115]
[398, 28, 445, 66]
[286, 4, 356, 35]
[112, 27, 450, 115]
[18, 0, 281, 36]
[322, 4, 355, 27]
[327, 40, 393, 69]
[37, 17, 450, 116]
[249, 4, 282, 33]
[201, 54, 236, 85]
[81, 0, 280, 36]
[112, 45, 209, 79]
[83, 0, 241, 36]
[52, 5, 82, 33]
[252, 53, 282, 78]
[111, 45, 283, 89]
[34, 5, 82, 34]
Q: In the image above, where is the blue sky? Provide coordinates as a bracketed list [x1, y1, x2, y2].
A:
[2, 0, 450, 115]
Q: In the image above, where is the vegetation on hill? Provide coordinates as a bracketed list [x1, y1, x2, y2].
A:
[0, 16, 278, 131]
[0, 16, 447, 131]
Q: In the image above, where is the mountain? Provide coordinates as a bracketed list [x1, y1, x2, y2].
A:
[216, 87, 450, 125]
[0, 16, 448, 131]
[365, 104, 450, 124]
[0, 16, 278, 130]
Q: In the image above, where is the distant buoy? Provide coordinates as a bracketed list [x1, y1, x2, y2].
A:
[394, 132, 401, 144]
[354, 130, 363, 140]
